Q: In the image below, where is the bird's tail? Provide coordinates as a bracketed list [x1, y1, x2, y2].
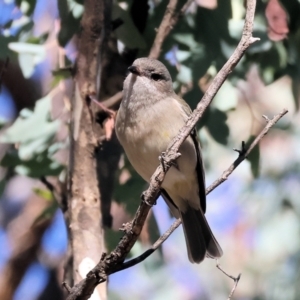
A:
[180, 206, 223, 263]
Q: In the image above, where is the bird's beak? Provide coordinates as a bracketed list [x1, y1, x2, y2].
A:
[128, 65, 140, 75]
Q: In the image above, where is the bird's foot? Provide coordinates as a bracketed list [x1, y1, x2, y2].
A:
[159, 151, 179, 172]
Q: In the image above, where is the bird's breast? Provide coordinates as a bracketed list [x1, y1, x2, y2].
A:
[116, 99, 186, 181]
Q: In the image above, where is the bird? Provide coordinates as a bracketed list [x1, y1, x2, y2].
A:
[115, 57, 223, 263]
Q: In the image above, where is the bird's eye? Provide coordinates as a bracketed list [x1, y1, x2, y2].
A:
[151, 73, 163, 81]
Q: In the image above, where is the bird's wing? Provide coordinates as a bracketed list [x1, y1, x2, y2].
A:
[190, 129, 206, 213]
[174, 93, 206, 213]
[160, 189, 180, 218]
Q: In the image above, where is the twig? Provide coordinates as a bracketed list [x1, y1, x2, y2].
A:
[65, 1, 258, 299]
[62, 282, 72, 293]
[111, 218, 182, 273]
[101, 91, 123, 108]
[40, 176, 55, 193]
[216, 261, 241, 300]
[206, 108, 288, 194]
[149, 0, 194, 59]
[227, 276, 241, 300]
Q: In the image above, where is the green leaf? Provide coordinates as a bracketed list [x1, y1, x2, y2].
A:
[205, 108, 229, 145]
[8, 42, 46, 78]
[57, 0, 81, 47]
[0, 118, 7, 130]
[17, 0, 37, 16]
[57, 13, 80, 47]
[33, 188, 53, 201]
[184, 87, 204, 110]
[104, 228, 123, 253]
[0, 179, 6, 199]
[173, 33, 198, 49]
[114, 168, 145, 216]
[51, 68, 72, 88]
[213, 80, 238, 111]
[175, 50, 191, 62]
[112, 3, 147, 49]
[1, 150, 64, 178]
[176, 64, 192, 84]
[1, 95, 59, 160]
[291, 76, 300, 111]
[245, 135, 260, 178]
[148, 212, 163, 259]
[0, 35, 17, 60]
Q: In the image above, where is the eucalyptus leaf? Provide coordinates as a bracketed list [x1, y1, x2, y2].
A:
[8, 42, 46, 78]
[0, 180, 6, 199]
[112, 3, 147, 49]
[175, 50, 191, 62]
[213, 80, 238, 112]
[114, 170, 145, 216]
[33, 188, 53, 201]
[51, 68, 72, 88]
[206, 108, 229, 145]
[176, 64, 192, 84]
[173, 33, 198, 49]
[1, 95, 59, 159]
[1, 150, 64, 178]
[57, 0, 81, 46]
[104, 228, 123, 253]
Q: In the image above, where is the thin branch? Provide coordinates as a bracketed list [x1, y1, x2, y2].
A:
[206, 108, 288, 194]
[149, 0, 194, 59]
[111, 218, 182, 273]
[101, 91, 123, 108]
[216, 261, 241, 300]
[40, 176, 55, 194]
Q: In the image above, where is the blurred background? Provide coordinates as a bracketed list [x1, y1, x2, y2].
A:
[0, 0, 300, 299]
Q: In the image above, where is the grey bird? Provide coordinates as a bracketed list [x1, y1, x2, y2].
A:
[115, 57, 223, 263]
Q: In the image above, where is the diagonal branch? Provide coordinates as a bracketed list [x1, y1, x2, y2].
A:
[106, 108, 288, 274]
[65, 0, 259, 299]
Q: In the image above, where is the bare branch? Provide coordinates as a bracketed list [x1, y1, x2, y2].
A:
[101, 91, 123, 108]
[149, 0, 194, 59]
[206, 108, 288, 194]
[216, 261, 241, 300]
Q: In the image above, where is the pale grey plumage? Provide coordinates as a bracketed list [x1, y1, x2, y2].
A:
[115, 57, 223, 263]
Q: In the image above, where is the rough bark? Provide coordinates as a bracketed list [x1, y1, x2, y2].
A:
[67, 1, 112, 299]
